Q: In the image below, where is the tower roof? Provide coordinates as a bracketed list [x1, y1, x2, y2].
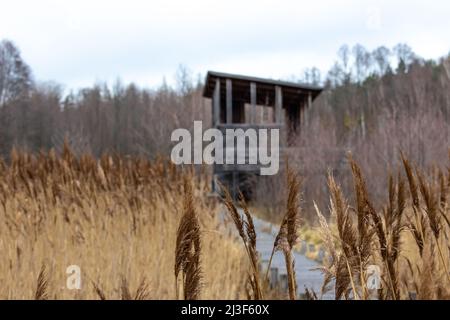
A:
[203, 71, 322, 106]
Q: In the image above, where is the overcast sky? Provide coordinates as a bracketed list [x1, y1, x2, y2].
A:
[1, 0, 449, 91]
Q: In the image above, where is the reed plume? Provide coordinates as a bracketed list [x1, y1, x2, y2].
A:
[221, 183, 263, 299]
[327, 173, 358, 300]
[175, 178, 202, 300]
[268, 167, 302, 300]
[35, 264, 49, 300]
[134, 278, 151, 300]
[313, 201, 337, 298]
[92, 281, 107, 300]
[401, 154, 425, 256]
[417, 169, 450, 282]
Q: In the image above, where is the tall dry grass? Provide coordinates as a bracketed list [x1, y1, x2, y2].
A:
[315, 152, 450, 300]
[0, 144, 247, 299]
[221, 166, 303, 300]
[0, 143, 448, 300]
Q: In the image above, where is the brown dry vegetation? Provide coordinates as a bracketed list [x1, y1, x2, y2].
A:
[315, 152, 450, 300]
[0, 144, 247, 299]
[0, 144, 449, 300]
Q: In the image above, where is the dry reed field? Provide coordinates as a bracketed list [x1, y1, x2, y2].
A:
[0, 144, 247, 299]
[0, 144, 449, 300]
[216, 151, 449, 300]
[314, 153, 450, 300]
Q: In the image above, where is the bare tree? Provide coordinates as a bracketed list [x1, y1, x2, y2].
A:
[393, 43, 416, 73]
[299, 67, 322, 85]
[337, 45, 352, 84]
[352, 44, 371, 83]
[0, 40, 33, 106]
[372, 46, 391, 76]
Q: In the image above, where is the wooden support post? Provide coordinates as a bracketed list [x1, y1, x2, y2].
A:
[304, 105, 308, 126]
[212, 79, 221, 194]
[250, 82, 256, 124]
[308, 91, 312, 109]
[299, 101, 303, 126]
[305, 92, 312, 126]
[275, 86, 282, 124]
[226, 79, 232, 124]
[213, 78, 220, 126]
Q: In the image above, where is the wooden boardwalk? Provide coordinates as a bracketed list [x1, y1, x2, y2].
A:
[252, 216, 335, 299]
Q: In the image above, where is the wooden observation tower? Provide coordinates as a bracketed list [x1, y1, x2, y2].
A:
[203, 71, 323, 199]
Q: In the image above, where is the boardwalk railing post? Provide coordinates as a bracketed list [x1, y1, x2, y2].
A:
[270, 267, 279, 289]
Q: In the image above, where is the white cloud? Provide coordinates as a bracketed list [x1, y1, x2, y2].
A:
[1, 0, 449, 90]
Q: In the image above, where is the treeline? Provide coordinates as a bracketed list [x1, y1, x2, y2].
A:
[251, 44, 450, 219]
[0, 39, 209, 158]
[288, 45, 450, 219]
[307, 43, 419, 86]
